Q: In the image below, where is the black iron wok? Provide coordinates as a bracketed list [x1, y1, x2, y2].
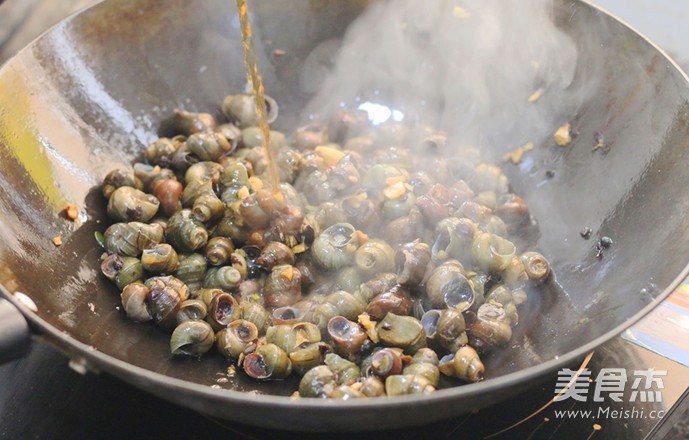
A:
[1, 0, 689, 431]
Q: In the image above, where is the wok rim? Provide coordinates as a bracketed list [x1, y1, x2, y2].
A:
[1, 0, 688, 425]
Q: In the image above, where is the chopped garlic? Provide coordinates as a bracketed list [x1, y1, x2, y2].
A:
[237, 185, 250, 199]
[452, 5, 471, 19]
[383, 181, 407, 200]
[528, 88, 543, 103]
[66, 203, 78, 221]
[502, 142, 534, 165]
[292, 243, 308, 254]
[315, 145, 345, 165]
[248, 176, 264, 191]
[554, 123, 572, 146]
[358, 313, 380, 343]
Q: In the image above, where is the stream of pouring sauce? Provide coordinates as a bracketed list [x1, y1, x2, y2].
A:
[235, 0, 282, 198]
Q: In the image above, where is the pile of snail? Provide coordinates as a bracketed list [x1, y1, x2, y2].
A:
[98, 92, 551, 398]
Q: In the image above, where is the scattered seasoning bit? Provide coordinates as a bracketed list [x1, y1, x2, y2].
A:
[579, 227, 592, 240]
[292, 243, 308, 254]
[452, 5, 471, 18]
[554, 122, 572, 146]
[227, 365, 237, 377]
[592, 131, 608, 153]
[593, 423, 602, 431]
[358, 313, 380, 343]
[88, 302, 96, 313]
[501, 142, 534, 165]
[528, 88, 543, 103]
[248, 176, 264, 191]
[544, 417, 550, 422]
[65, 203, 78, 221]
[314, 145, 346, 165]
[290, 391, 301, 400]
[545, 170, 555, 179]
[353, 230, 369, 245]
[273, 49, 286, 57]
[52, 235, 63, 247]
[237, 185, 250, 199]
[281, 266, 294, 281]
[383, 180, 407, 199]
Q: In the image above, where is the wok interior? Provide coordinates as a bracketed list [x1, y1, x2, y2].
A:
[1, 0, 689, 423]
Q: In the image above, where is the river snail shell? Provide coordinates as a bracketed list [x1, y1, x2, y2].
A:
[395, 240, 431, 287]
[104, 221, 164, 257]
[141, 243, 180, 274]
[438, 345, 485, 382]
[170, 319, 215, 357]
[327, 316, 369, 363]
[425, 260, 475, 311]
[243, 343, 292, 381]
[107, 186, 160, 223]
[216, 319, 259, 360]
[121, 281, 152, 323]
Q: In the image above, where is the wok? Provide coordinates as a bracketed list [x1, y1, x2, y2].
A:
[1, 0, 689, 431]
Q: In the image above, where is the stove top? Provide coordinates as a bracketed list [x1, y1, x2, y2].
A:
[1, 333, 687, 439]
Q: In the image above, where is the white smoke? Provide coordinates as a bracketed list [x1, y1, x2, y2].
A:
[302, 0, 590, 159]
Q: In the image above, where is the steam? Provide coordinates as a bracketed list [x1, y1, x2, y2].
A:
[302, 0, 589, 159]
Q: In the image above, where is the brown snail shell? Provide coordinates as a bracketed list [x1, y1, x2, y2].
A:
[395, 240, 431, 287]
[141, 243, 180, 274]
[104, 222, 164, 257]
[365, 284, 412, 320]
[256, 241, 295, 270]
[421, 308, 467, 353]
[263, 265, 302, 309]
[376, 313, 426, 354]
[216, 319, 259, 360]
[385, 374, 435, 396]
[403, 348, 440, 387]
[242, 343, 292, 381]
[145, 276, 188, 330]
[356, 273, 398, 304]
[203, 237, 235, 267]
[468, 302, 513, 352]
[207, 292, 241, 331]
[425, 260, 474, 311]
[370, 347, 405, 379]
[172, 109, 216, 135]
[121, 282, 152, 322]
[327, 316, 369, 363]
[102, 167, 142, 199]
[107, 186, 160, 223]
[152, 179, 183, 217]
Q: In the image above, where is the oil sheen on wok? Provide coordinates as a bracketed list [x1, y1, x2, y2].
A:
[97, 85, 551, 398]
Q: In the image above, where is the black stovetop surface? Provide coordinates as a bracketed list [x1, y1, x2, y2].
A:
[1, 336, 685, 440]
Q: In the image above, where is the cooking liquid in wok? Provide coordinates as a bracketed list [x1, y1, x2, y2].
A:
[235, 0, 282, 198]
